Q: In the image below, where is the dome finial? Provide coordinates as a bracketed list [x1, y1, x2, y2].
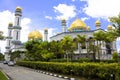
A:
[16, 6, 22, 12]
[95, 20, 101, 26]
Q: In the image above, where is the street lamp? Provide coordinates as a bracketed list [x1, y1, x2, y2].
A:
[86, 40, 89, 58]
[92, 39, 96, 62]
[118, 51, 120, 62]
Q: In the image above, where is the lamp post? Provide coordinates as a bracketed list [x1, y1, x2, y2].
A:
[86, 40, 89, 58]
[92, 39, 96, 62]
[118, 51, 120, 62]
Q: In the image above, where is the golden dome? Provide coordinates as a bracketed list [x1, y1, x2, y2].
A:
[69, 18, 87, 30]
[8, 22, 13, 27]
[28, 30, 43, 40]
[16, 6, 22, 11]
[107, 25, 112, 29]
[95, 20, 101, 25]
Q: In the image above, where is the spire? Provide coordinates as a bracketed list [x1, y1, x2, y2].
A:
[44, 28, 48, 41]
[61, 18, 66, 32]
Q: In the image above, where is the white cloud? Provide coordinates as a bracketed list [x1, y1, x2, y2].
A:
[82, 0, 120, 19]
[53, 4, 76, 20]
[0, 10, 31, 53]
[45, 16, 52, 20]
[21, 18, 31, 42]
[81, 17, 89, 21]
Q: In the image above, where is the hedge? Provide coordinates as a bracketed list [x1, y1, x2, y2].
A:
[16, 61, 120, 80]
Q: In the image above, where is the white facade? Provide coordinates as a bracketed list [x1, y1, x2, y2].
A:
[50, 18, 117, 60]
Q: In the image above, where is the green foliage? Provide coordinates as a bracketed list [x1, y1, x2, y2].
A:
[110, 13, 120, 37]
[0, 53, 4, 60]
[0, 70, 8, 80]
[112, 52, 118, 61]
[9, 50, 22, 61]
[0, 31, 4, 40]
[17, 61, 120, 80]
[49, 58, 71, 62]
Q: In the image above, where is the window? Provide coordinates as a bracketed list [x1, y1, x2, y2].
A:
[16, 31, 19, 40]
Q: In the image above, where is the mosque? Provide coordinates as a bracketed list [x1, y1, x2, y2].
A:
[4, 7, 117, 61]
[50, 18, 117, 60]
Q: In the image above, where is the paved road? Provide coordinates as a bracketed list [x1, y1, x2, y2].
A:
[0, 63, 67, 80]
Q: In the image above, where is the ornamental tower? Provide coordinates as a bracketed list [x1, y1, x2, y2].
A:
[11, 6, 22, 51]
[61, 18, 66, 32]
[95, 20, 101, 29]
[44, 28, 48, 41]
[5, 22, 13, 61]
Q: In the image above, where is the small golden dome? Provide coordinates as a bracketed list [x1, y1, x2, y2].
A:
[69, 18, 87, 30]
[8, 22, 13, 27]
[95, 20, 101, 25]
[61, 18, 66, 23]
[107, 25, 112, 29]
[28, 30, 43, 40]
[16, 6, 22, 11]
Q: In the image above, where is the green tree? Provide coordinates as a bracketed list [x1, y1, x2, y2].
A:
[25, 40, 42, 61]
[0, 31, 4, 40]
[76, 35, 86, 57]
[112, 51, 118, 61]
[110, 13, 120, 37]
[60, 36, 76, 62]
[40, 41, 54, 61]
[93, 30, 106, 60]
[0, 53, 4, 60]
[49, 40, 64, 59]
[9, 50, 21, 61]
[103, 31, 116, 54]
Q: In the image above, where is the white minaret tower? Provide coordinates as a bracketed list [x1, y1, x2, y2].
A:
[61, 18, 66, 32]
[5, 22, 13, 61]
[11, 6, 22, 51]
[44, 28, 48, 41]
[95, 20, 101, 29]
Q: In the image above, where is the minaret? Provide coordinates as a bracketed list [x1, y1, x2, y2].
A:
[95, 20, 101, 29]
[44, 28, 48, 41]
[61, 18, 66, 32]
[11, 6, 22, 51]
[5, 22, 13, 61]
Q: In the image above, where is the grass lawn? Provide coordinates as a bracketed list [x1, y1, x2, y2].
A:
[0, 70, 8, 80]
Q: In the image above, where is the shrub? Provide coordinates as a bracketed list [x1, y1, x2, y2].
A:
[16, 61, 120, 80]
[112, 51, 118, 62]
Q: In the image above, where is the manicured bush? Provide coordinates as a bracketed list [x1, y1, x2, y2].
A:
[16, 61, 120, 80]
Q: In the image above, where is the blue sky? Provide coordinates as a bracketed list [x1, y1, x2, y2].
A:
[0, 0, 120, 53]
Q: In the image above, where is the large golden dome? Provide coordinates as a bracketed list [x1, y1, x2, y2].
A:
[69, 18, 87, 30]
[28, 30, 43, 40]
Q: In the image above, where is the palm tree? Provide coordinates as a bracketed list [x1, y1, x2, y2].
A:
[49, 40, 64, 59]
[76, 35, 86, 58]
[93, 30, 106, 60]
[110, 13, 120, 37]
[103, 31, 116, 55]
[60, 36, 76, 62]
